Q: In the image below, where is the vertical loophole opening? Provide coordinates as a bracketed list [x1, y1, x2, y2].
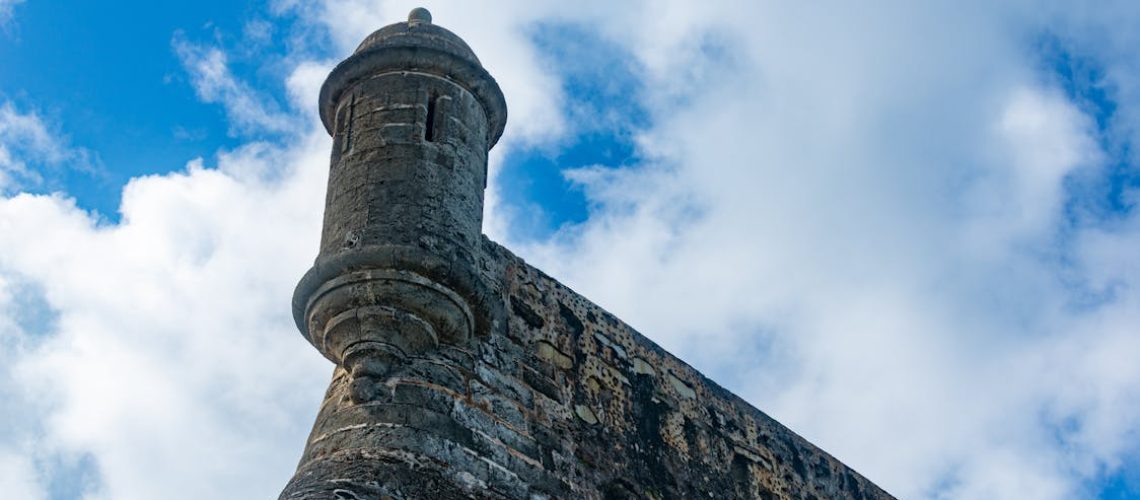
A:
[341, 94, 357, 153]
[424, 93, 437, 142]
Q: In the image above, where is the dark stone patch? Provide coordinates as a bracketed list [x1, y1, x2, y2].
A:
[629, 372, 677, 494]
[731, 453, 752, 491]
[845, 471, 868, 500]
[601, 478, 640, 500]
[510, 295, 545, 329]
[814, 455, 832, 481]
[683, 417, 701, 455]
[558, 302, 585, 341]
[520, 364, 563, 403]
[789, 438, 808, 479]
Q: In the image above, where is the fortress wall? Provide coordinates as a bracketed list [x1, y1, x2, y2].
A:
[283, 236, 895, 499]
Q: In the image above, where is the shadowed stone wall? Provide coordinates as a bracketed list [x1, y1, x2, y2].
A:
[280, 8, 894, 499]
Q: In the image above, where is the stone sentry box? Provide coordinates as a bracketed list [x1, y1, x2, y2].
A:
[280, 8, 895, 500]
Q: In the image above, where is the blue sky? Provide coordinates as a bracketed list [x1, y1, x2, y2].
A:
[0, 0, 256, 214]
[0, 0, 617, 233]
[2, 1, 1140, 499]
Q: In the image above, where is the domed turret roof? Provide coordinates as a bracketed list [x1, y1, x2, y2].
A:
[318, 7, 507, 147]
[353, 8, 481, 66]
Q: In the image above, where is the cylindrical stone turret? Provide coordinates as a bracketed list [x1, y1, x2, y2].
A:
[282, 9, 506, 498]
[292, 8, 506, 370]
[316, 8, 506, 263]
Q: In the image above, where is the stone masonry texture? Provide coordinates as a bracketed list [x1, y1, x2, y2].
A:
[280, 8, 895, 500]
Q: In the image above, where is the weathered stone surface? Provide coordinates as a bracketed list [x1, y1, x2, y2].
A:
[280, 8, 894, 500]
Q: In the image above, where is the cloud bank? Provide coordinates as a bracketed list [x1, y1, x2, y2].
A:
[2, 1, 1140, 499]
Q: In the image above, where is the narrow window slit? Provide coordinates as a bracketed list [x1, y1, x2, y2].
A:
[341, 94, 357, 153]
[424, 93, 437, 142]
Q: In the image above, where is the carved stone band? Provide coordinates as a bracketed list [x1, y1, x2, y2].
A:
[302, 268, 475, 367]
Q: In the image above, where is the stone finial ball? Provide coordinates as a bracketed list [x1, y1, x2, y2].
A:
[408, 7, 432, 24]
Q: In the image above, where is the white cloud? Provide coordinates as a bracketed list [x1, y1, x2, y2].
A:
[0, 102, 88, 192]
[0, 0, 23, 26]
[1, 1, 1139, 499]
[967, 86, 1102, 243]
[172, 35, 297, 136]
[0, 274, 48, 500]
[488, 2, 1137, 499]
[1045, 0, 1140, 168]
[0, 453, 43, 500]
[0, 112, 335, 498]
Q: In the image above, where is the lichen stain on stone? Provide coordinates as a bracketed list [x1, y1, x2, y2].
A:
[592, 332, 628, 361]
[534, 340, 573, 370]
[574, 404, 599, 425]
[631, 357, 655, 376]
[667, 372, 697, 399]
